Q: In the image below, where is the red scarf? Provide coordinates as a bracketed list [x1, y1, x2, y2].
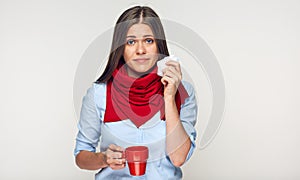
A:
[104, 64, 189, 128]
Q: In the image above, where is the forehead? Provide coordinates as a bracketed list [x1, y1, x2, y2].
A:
[127, 23, 154, 37]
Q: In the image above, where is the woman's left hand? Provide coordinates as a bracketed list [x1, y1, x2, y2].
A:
[161, 60, 182, 98]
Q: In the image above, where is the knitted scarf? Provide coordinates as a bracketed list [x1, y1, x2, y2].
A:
[104, 65, 188, 128]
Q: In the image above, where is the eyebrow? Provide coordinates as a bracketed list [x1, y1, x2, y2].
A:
[126, 35, 154, 38]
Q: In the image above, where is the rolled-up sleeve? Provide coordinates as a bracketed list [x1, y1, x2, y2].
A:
[180, 81, 198, 162]
[74, 84, 102, 156]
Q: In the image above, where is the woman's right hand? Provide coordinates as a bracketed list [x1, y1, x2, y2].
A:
[104, 144, 126, 170]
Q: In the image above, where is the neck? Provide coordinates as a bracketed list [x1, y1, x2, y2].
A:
[125, 65, 157, 78]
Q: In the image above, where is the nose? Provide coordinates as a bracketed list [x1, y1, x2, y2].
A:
[136, 41, 146, 55]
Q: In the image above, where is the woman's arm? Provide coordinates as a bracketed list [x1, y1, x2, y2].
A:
[164, 96, 191, 167]
[161, 60, 193, 167]
[76, 151, 108, 170]
[74, 85, 125, 170]
[76, 144, 125, 170]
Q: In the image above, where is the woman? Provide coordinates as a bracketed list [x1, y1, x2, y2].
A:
[74, 6, 197, 179]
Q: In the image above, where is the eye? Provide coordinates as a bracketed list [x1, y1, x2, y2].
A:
[145, 38, 154, 44]
[127, 39, 135, 45]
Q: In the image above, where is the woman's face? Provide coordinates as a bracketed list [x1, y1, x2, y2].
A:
[123, 23, 158, 78]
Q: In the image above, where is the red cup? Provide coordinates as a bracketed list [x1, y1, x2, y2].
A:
[125, 146, 149, 176]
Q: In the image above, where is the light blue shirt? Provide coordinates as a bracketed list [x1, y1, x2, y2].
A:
[74, 81, 197, 180]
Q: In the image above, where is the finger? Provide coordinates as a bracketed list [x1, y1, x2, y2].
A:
[163, 66, 182, 79]
[163, 70, 180, 84]
[106, 157, 125, 165]
[105, 148, 123, 159]
[109, 144, 125, 152]
[106, 151, 123, 159]
[161, 76, 176, 86]
[161, 76, 168, 86]
[163, 67, 179, 78]
[107, 145, 125, 159]
[110, 163, 126, 170]
[165, 60, 181, 72]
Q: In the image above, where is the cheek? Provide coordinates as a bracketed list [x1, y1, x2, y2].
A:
[123, 47, 134, 61]
[150, 45, 158, 53]
[151, 47, 159, 59]
[149, 44, 158, 54]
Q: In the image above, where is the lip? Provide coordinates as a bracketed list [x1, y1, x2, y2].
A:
[133, 58, 150, 63]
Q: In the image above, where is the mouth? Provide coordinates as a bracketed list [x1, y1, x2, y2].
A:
[133, 58, 150, 63]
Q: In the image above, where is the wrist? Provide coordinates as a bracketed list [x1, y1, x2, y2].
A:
[164, 95, 177, 111]
[97, 152, 108, 168]
[164, 95, 175, 102]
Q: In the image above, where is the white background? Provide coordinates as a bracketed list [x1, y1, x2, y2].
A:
[1, 0, 300, 179]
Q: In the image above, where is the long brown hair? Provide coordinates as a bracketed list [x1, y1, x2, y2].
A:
[95, 6, 169, 83]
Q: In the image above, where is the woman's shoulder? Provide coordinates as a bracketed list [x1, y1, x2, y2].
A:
[91, 82, 107, 101]
[83, 82, 107, 100]
[90, 82, 106, 96]
[93, 82, 107, 90]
